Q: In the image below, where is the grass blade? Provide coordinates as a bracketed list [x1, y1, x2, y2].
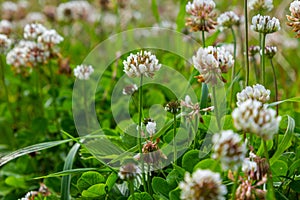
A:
[61, 143, 81, 200]
[0, 139, 71, 167]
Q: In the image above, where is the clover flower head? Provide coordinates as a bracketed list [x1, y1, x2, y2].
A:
[250, 14, 280, 34]
[122, 84, 138, 95]
[193, 46, 234, 85]
[249, 0, 273, 12]
[248, 45, 260, 56]
[242, 159, 258, 175]
[212, 130, 246, 171]
[0, 19, 13, 35]
[25, 41, 50, 66]
[165, 100, 181, 114]
[37, 29, 64, 47]
[290, 0, 300, 18]
[123, 51, 161, 78]
[287, 1, 300, 37]
[0, 33, 12, 54]
[24, 23, 47, 40]
[217, 11, 240, 31]
[264, 46, 277, 59]
[74, 64, 94, 80]
[118, 163, 141, 180]
[232, 99, 281, 140]
[57, 1, 93, 22]
[179, 169, 227, 200]
[236, 84, 270, 106]
[185, 0, 217, 32]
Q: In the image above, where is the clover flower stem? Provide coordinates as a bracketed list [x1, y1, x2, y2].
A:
[251, 56, 259, 83]
[138, 75, 147, 192]
[270, 59, 278, 116]
[129, 180, 135, 200]
[83, 81, 90, 131]
[201, 29, 206, 48]
[261, 34, 266, 85]
[231, 166, 241, 200]
[230, 27, 237, 108]
[0, 55, 16, 124]
[200, 27, 209, 111]
[173, 113, 177, 165]
[212, 86, 221, 130]
[245, 0, 250, 86]
[238, 25, 246, 69]
[147, 165, 152, 195]
[263, 140, 275, 198]
[48, 60, 60, 132]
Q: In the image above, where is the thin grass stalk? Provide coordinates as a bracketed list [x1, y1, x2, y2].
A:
[200, 28, 209, 110]
[212, 86, 221, 130]
[260, 34, 266, 85]
[245, 0, 250, 86]
[230, 27, 237, 108]
[270, 58, 278, 116]
[173, 113, 177, 165]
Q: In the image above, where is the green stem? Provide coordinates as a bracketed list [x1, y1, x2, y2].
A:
[138, 75, 147, 192]
[49, 60, 60, 132]
[263, 140, 275, 198]
[173, 113, 177, 164]
[260, 34, 266, 85]
[147, 165, 152, 195]
[212, 86, 221, 130]
[0, 55, 16, 123]
[270, 59, 278, 116]
[129, 180, 135, 200]
[230, 27, 237, 108]
[83, 81, 90, 131]
[200, 30, 208, 110]
[231, 167, 241, 200]
[245, 0, 250, 86]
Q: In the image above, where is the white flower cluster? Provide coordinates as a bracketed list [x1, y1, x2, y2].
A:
[236, 84, 270, 106]
[217, 11, 240, 31]
[212, 130, 246, 171]
[74, 64, 94, 80]
[179, 169, 227, 200]
[242, 158, 257, 174]
[57, 1, 98, 23]
[290, 0, 300, 18]
[251, 14, 280, 34]
[6, 23, 63, 71]
[186, 0, 216, 16]
[0, 33, 12, 54]
[122, 84, 138, 95]
[249, 0, 273, 12]
[123, 51, 161, 78]
[0, 19, 13, 35]
[232, 99, 281, 140]
[193, 46, 234, 85]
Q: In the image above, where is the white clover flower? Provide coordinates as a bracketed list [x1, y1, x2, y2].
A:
[290, 0, 300, 18]
[242, 159, 257, 174]
[217, 11, 240, 31]
[74, 64, 94, 80]
[25, 42, 50, 66]
[212, 130, 246, 171]
[186, 0, 216, 16]
[6, 45, 28, 70]
[23, 23, 47, 40]
[249, 0, 273, 12]
[179, 169, 227, 200]
[122, 84, 138, 95]
[250, 14, 280, 34]
[57, 1, 93, 22]
[0, 34, 12, 54]
[232, 99, 281, 140]
[236, 84, 270, 106]
[146, 121, 156, 136]
[1, 1, 18, 13]
[123, 51, 161, 78]
[118, 163, 141, 180]
[24, 12, 47, 24]
[193, 46, 234, 85]
[37, 29, 64, 47]
[0, 19, 13, 35]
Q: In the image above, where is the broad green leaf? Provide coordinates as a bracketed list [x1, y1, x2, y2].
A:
[128, 192, 152, 200]
[271, 160, 288, 178]
[169, 188, 181, 200]
[77, 171, 106, 192]
[106, 172, 118, 191]
[182, 150, 200, 172]
[166, 169, 184, 189]
[5, 176, 27, 189]
[0, 139, 71, 166]
[193, 158, 221, 173]
[61, 143, 81, 200]
[82, 183, 106, 198]
[152, 177, 172, 198]
[270, 115, 295, 165]
[288, 159, 300, 176]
